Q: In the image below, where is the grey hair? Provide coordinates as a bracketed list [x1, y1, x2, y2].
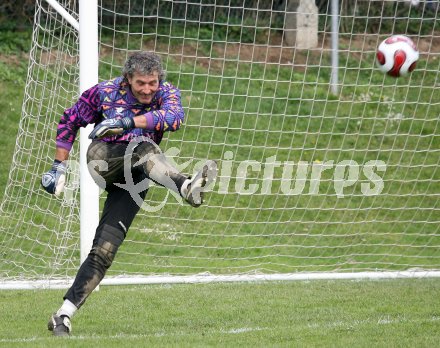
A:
[122, 51, 166, 80]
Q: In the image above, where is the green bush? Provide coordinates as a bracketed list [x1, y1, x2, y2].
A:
[318, 0, 440, 34]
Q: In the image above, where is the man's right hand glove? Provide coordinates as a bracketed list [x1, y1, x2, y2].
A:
[88, 117, 135, 140]
[41, 160, 66, 196]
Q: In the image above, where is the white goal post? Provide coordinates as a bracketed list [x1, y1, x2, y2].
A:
[0, 0, 439, 289]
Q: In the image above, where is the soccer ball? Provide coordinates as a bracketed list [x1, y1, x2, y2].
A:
[376, 35, 419, 77]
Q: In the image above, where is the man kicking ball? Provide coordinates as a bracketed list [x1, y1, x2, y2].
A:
[41, 51, 217, 336]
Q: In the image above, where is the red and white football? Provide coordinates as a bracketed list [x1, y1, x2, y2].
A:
[376, 35, 419, 77]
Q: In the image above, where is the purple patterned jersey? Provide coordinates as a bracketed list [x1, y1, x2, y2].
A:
[56, 77, 184, 151]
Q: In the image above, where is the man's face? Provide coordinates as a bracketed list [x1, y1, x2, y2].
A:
[128, 71, 160, 104]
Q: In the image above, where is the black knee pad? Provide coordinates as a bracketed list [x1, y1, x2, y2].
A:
[133, 142, 162, 173]
[91, 223, 126, 269]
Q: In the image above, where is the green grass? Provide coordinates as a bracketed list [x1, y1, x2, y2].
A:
[0, 279, 440, 347]
[0, 29, 30, 200]
[0, 59, 27, 201]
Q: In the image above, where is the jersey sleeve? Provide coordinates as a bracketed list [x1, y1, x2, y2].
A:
[56, 84, 102, 151]
[144, 86, 184, 132]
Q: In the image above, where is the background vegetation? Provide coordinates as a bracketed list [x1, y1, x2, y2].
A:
[2, 0, 438, 34]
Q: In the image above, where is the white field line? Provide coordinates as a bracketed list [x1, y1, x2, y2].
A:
[221, 327, 266, 334]
[1, 317, 439, 343]
[2, 271, 440, 289]
[0, 327, 267, 343]
[306, 315, 440, 330]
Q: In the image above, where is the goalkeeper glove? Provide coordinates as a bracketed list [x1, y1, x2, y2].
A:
[89, 117, 135, 140]
[41, 160, 66, 196]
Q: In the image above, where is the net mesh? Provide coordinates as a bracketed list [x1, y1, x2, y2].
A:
[0, 0, 439, 282]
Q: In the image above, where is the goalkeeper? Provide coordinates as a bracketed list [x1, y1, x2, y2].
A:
[41, 51, 217, 336]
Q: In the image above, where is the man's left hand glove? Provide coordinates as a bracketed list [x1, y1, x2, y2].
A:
[89, 117, 135, 139]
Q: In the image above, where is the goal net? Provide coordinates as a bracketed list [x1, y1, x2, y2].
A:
[1, 0, 439, 287]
